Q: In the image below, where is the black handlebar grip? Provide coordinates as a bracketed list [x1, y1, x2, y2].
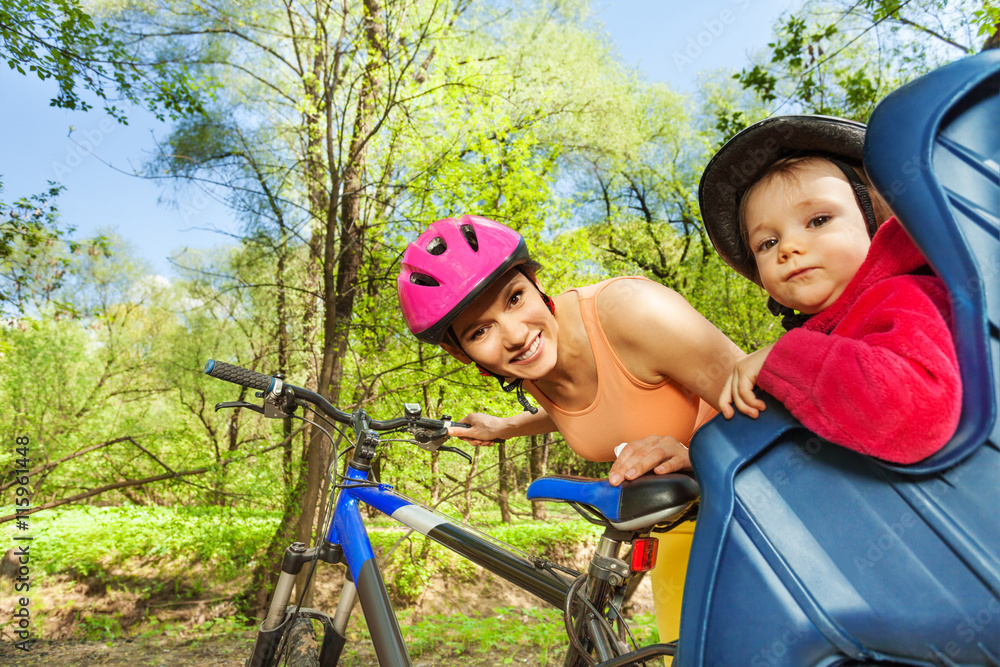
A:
[204, 360, 275, 392]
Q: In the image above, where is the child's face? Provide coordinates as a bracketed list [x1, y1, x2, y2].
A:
[441, 268, 558, 379]
[744, 159, 872, 315]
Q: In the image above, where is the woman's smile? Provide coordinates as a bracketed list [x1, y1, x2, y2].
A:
[512, 334, 542, 363]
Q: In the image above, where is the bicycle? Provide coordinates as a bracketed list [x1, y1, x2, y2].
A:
[204, 359, 698, 666]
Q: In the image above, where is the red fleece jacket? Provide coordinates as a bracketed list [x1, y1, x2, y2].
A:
[757, 217, 961, 464]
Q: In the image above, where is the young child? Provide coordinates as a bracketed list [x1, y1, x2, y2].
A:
[396, 214, 744, 641]
[698, 115, 962, 464]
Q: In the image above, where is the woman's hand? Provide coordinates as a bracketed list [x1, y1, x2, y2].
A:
[719, 343, 775, 419]
[608, 435, 691, 487]
[448, 412, 507, 447]
[448, 407, 556, 446]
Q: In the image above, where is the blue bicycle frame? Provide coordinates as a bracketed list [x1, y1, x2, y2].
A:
[247, 457, 689, 667]
[327, 464, 577, 664]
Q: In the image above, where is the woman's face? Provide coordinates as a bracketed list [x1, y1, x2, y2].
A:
[443, 268, 558, 380]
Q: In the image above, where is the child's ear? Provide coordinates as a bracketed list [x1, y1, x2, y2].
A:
[439, 340, 472, 364]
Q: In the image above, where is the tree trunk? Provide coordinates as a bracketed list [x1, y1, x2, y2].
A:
[239, 467, 309, 619]
[463, 446, 481, 522]
[289, 41, 334, 606]
[297, 0, 387, 605]
[498, 441, 512, 524]
[276, 220, 294, 497]
[529, 434, 551, 521]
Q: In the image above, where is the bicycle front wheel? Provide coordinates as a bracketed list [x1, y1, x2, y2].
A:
[246, 616, 321, 667]
[282, 617, 321, 667]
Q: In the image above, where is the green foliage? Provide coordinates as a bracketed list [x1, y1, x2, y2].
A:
[0, 181, 113, 317]
[363, 513, 599, 601]
[0, 0, 206, 121]
[733, 0, 985, 120]
[341, 606, 659, 665]
[8, 505, 279, 580]
[972, 2, 1000, 39]
[4, 5, 979, 638]
[77, 611, 126, 640]
[402, 607, 566, 663]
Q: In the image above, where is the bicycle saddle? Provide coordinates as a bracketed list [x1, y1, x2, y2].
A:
[526, 472, 699, 531]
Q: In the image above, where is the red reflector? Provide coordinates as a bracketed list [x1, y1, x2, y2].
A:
[630, 537, 658, 572]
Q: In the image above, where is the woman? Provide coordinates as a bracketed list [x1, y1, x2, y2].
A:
[397, 214, 744, 640]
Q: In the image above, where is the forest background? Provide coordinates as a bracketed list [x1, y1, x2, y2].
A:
[1, 0, 997, 663]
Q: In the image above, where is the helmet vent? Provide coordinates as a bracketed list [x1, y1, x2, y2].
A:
[459, 224, 479, 251]
[409, 272, 440, 287]
[425, 237, 447, 255]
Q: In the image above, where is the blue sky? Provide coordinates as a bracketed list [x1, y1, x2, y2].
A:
[0, 0, 795, 277]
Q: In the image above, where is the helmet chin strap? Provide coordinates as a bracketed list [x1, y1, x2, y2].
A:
[826, 157, 879, 239]
[446, 273, 554, 415]
[447, 329, 539, 414]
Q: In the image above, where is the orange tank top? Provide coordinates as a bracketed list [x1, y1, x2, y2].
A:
[524, 277, 716, 462]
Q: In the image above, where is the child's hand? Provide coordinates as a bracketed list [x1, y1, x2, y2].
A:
[719, 343, 776, 419]
[608, 435, 690, 487]
[448, 412, 504, 446]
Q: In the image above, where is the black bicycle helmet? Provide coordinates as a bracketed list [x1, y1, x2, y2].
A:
[699, 115, 877, 285]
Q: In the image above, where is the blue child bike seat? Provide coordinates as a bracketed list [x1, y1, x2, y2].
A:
[677, 51, 1000, 667]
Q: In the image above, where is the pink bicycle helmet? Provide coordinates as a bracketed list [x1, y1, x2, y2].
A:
[397, 215, 531, 344]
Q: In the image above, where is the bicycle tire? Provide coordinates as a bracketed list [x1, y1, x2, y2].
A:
[283, 617, 320, 667]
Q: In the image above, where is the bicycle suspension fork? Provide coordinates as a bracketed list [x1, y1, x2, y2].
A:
[248, 541, 346, 667]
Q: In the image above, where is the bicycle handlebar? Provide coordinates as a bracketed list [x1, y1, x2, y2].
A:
[203, 359, 461, 434]
[204, 359, 277, 393]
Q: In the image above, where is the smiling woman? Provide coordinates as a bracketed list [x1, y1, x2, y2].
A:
[397, 215, 742, 471]
[397, 213, 745, 642]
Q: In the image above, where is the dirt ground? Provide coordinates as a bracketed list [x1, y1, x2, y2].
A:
[0, 632, 570, 666]
[0, 633, 255, 666]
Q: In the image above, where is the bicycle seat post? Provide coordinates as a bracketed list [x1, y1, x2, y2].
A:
[589, 528, 634, 586]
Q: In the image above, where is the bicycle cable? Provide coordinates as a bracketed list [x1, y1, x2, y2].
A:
[271, 413, 340, 666]
[564, 573, 643, 666]
[564, 574, 600, 666]
[295, 404, 381, 492]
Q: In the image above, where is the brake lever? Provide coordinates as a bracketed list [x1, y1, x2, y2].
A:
[214, 392, 295, 420]
[215, 400, 264, 415]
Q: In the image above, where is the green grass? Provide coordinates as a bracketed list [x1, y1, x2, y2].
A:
[404, 607, 567, 664]
[339, 606, 662, 666]
[3, 503, 281, 581]
[367, 514, 602, 602]
[2, 503, 660, 661]
[4, 503, 601, 598]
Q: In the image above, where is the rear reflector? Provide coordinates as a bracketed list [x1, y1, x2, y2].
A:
[630, 537, 658, 572]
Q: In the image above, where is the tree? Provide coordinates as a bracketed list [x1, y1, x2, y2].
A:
[1, 181, 70, 316]
[129, 0, 488, 614]
[1, 0, 203, 121]
[734, 0, 996, 121]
